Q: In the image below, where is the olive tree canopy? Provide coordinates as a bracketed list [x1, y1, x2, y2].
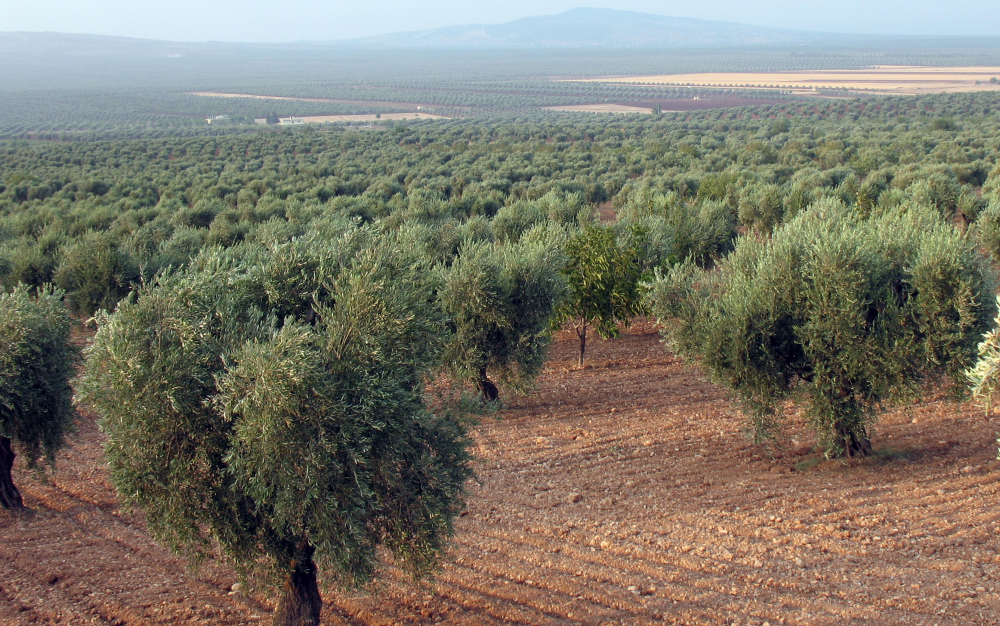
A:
[439, 234, 566, 401]
[78, 233, 472, 626]
[648, 201, 996, 458]
[0, 284, 77, 510]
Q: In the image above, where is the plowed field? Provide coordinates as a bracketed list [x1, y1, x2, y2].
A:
[3, 321, 1000, 625]
[545, 104, 652, 113]
[187, 92, 460, 110]
[286, 113, 448, 123]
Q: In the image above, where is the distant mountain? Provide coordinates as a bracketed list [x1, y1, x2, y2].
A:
[339, 8, 835, 49]
[1, 10, 826, 58]
[0, 31, 320, 60]
[0, 32, 195, 57]
[2, 9, 997, 63]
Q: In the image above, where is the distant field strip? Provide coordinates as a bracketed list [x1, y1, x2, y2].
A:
[571, 66, 1000, 95]
[294, 113, 448, 123]
[187, 92, 455, 110]
[546, 104, 653, 113]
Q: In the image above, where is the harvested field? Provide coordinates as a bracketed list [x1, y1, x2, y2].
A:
[187, 92, 457, 110]
[572, 66, 1000, 96]
[546, 104, 653, 113]
[290, 113, 448, 123]
[625, 98, 785, 111]
[547, 98, 808, 115]
[3, 321, 1000, 625]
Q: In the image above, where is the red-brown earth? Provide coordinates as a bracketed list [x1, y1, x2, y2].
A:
[2, 321, 1000, 625]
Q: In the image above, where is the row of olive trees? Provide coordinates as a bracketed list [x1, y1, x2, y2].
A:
[7, 199, 999, 624]
[0, 196, 732, 517]
[1, 214, 660, 626]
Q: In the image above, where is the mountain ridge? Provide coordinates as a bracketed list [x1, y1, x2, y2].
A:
[335, 8, 852, 49]
[3, 8, 1000, 57]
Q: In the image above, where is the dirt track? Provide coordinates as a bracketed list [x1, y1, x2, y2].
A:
[3, 322, 1000, 625]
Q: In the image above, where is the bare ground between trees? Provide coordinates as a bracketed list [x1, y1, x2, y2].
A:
[3, 321, 1000, 625]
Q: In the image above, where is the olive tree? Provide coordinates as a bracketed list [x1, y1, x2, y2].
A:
[0, 285, 77, 510]
[967, 296, 1000, 417]
[439, 235, 566, 401]
[615, 186, 737, 270]
[558, 224, 644, 368]
[648, 201, 996, 458]
[78, 235, 472, 626]
[974, 201, 1000, 261]
[53, 230, 139, 316]
[737, 182, 786, 233]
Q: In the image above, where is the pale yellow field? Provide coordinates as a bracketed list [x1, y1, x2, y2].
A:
[546, 103, 653, 113]
[187, 92, 456, 112]
[189, 91, 347, 103]
[572, 66, 1000, 95]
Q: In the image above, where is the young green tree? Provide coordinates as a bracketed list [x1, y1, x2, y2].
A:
[0, 285, 77, 510]
[558, 224, 644, 368]
[439, 236, 566, 401]
[78, 237, 472, 626]
[648, 201, 996, 458]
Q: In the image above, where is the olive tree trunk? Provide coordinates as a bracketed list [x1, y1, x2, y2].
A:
[0, 436, 24, 510]
[476, 366, 499, 402]
[576, 320, 588, 369]
[272, 544, 322, 626]
[835, 422, 872, 458]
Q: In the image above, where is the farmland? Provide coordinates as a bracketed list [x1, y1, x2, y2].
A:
[3, 323, 999, 625]
[8, 39, 1000, 138]
[4, 36, 1000, 622]
[547, 97, 784, 113]
[278, 113, 448, 124]
[545, 103, 653, 113]
[189, 92, 463, 112]
[579, 66, 1000, 96]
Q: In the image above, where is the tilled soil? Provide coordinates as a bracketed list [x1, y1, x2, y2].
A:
[619, 98, 783, 111]
[3, 322, 1000, 625]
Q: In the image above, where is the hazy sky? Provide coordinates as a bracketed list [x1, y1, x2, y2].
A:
[5, 0, 998, 42]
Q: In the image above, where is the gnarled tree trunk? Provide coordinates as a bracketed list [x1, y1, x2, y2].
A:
[272, 543, 322, 626]
[835, 422, 872, 458]
[0, 436, 24, 510]
[477, 366, 499, 402]
[577, 320, 588, 369]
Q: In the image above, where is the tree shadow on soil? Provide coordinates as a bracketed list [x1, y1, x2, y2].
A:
[792, 445, 927, 474]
